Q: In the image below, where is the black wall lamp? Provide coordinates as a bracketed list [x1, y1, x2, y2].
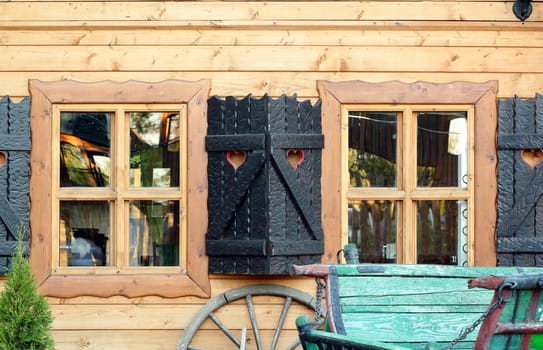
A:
[513, 0, 532, 21]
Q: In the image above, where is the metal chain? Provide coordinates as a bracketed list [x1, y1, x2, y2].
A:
[441, 282, 514, 350]
[314, 277, 326, 322]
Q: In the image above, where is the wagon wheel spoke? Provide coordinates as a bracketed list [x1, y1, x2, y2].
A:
[208, 312, 243, 348]
[187, 346, 203, 350]
[177, 284, 319, 350]
[246, 294, 263, 350]
[285, 340, 302, 350]
[270, 296, 292, 350]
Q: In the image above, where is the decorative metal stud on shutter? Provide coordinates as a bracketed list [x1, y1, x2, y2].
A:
[0, 96, 31, 274]
[205, 94, 324, 274]
[497, 94, 543, 266]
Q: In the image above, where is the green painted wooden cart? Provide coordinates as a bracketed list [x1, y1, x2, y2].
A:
[293, 264, 543, 350]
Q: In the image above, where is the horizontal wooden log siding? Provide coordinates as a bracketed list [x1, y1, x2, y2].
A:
[1, 0, 542, 349]
[3, 47, 543, 72]
[0, 2, 541, 22]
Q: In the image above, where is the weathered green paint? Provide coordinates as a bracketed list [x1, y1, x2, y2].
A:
[294, 264, 543, 350]
[297, 315, 409, 350]
[332, 264, 534, 277]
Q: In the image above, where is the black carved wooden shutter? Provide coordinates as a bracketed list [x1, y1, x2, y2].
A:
[497, 94, 543, 266]
[0, 96, 31, 274]
[205, 94, 324, 274]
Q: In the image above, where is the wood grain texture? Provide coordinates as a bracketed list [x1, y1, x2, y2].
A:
[1, 0, 541, 348]
[2, 46, 543, 73]
[206, 95, 323, 274]
[2, 72, 543, 99]
[3, 28, 543, 47]
[51, 329, 305, 350]
[0, 2, 540, 22]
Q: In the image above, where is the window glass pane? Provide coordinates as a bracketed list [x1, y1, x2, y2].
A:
[417, 112, 468, 188]
[60, 112, 111, 187]
[59, 201, 111, 267]
[416, 200, 468, 266]
[129, 200, 179, 267]
[348, 200, 397, 263]
[348, 112, 397, 187]
[129, 112, 180, 188]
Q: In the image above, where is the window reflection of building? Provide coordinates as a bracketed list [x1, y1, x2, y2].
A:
[129, 112, 180, 188]
[59, 112, 111, 188]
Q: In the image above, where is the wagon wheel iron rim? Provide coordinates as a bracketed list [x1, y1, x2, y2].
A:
[177, 284, 321, 350]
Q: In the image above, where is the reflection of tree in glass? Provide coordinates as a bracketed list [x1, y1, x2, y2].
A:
[130, 112, 154, 134]
[130, 154, 141, 169]
[349, 148, 396, 187]
[417, 166, 436, 187]
[129, 112, 159, 174]
[130, 112, 161, 146]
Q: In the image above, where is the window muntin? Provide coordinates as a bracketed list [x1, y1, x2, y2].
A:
[55, 105, 185, 273]
[345, 106, 473, 266]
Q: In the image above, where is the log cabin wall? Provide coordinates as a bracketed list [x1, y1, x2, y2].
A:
[1, 1, 543, 349]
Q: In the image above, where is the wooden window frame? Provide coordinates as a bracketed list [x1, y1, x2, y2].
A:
[29, 79, 211, 298]
[319, 80, 498, 266]
[343, 105, 474, 265]
[54, 104, 188, 275]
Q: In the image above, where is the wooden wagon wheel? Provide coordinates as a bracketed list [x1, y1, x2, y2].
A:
[177, 284, 320, 350]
